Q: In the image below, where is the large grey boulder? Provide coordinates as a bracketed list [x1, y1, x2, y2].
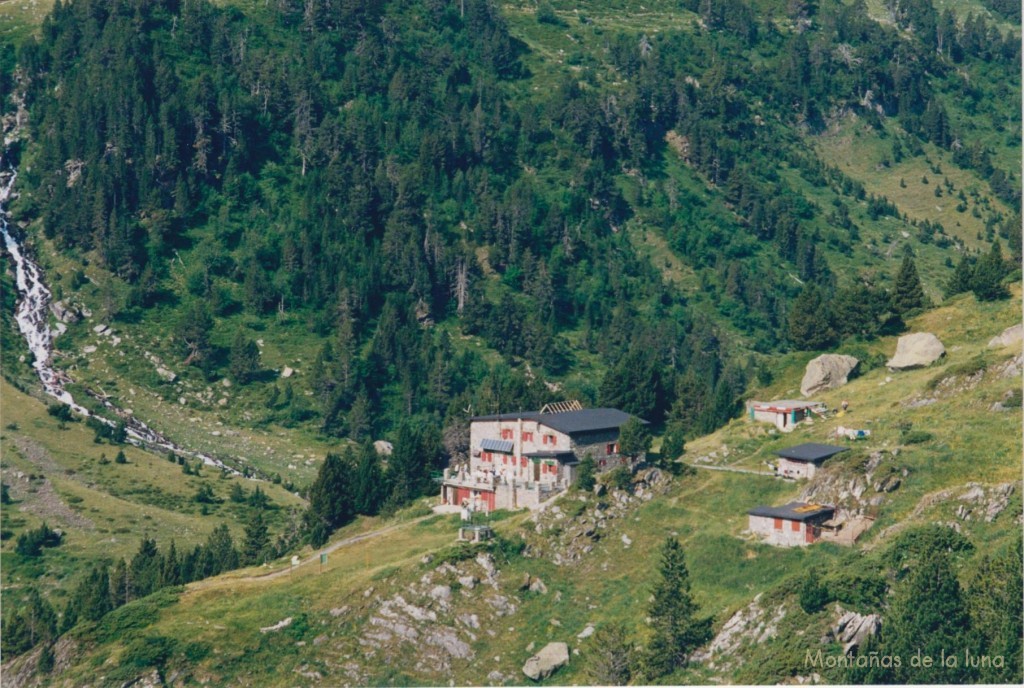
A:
[50, 300, 81, 324]
[831, 610, 881, 656]
[801, 354, 859, 397]
[887, 333, 945, 370]
[522, 642, 569, 681]
[988, 324, 1023, 349]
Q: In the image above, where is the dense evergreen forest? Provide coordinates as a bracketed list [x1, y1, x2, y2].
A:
[7, 0, 1021, 503]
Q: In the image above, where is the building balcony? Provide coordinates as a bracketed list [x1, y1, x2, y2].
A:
[441, 467, 568, 493]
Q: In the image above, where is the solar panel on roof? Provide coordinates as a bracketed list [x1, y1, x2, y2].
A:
[480, 438, 514, 453]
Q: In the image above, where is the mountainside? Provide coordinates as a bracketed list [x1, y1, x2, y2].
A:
[0, 0, 1021, 685]
[2, 285, 1020, 686]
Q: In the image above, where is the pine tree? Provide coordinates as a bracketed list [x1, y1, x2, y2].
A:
[644, 538, 712, 678]
[229, 482, 246, 503]
[228, 329, 261, 384]
[304, 452, 355, 546]
[618, 416, 652, 459]
[242, 512, 270, 565]
[38, 643, 55, 674]
[944, 254, 974, 298]
[129, 538, 162, 600]
[110, 559, 130, 607]
[575, 455, 597, 492]
[787, 285, 836, 350]
[971, 241, 1010, 301]
[161, 541, 182, 587]
[891, 252, 927, 315]
[585, 624, 636, 685]
[353, 444, 386, 516]
[176, 300, 215, 367]
[965, 540, 1023, 682]
[853, 550, 976, 683]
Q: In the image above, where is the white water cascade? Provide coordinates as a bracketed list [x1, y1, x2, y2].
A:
[1, 152, 233, 472]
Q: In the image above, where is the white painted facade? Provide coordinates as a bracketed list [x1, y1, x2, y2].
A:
[776, 456, 817, 480]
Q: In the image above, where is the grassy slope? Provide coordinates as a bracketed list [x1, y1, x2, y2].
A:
[0, 378, 306, 606]
[23, 285, 1019, 685]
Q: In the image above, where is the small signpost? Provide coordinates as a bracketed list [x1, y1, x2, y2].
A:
[290, 555, 299, 575]
[319, 552, 327, 574]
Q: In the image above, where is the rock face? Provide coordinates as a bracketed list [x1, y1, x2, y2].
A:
[989, 323, 1023, 349]
[374, 440, 394, 456]
[522, 642, 569, 681]
[801, 354, 859, 397]
[887, 332, 945, 370]
[829, 609, 881, 655]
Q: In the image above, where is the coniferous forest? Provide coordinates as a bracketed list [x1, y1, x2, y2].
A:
[5, 0, 1020, 529]
[0, 0, 1020, 683]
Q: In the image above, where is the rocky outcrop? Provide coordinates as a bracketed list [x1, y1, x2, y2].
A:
[988, 323, 1023, 349]
[522, 642, 569, 681]
[886, 332, 945, 370]
[691, 594, 787, 671]
[801, 354, 859, 397]
[528, 467, 673, 565]
[50, 300, 81, 323]
[956, 482, 1015, 522]
[826, 608, 881, 655]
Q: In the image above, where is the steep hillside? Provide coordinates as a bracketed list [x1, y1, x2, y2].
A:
[0, 0, 1020, 683]
[4, 287, 1018, 686]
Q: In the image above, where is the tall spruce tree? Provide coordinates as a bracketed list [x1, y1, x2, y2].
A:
[353, 444, 386, 516]
[944, 254, 974, 297]
[852, 550, 976, 683]
[965, 540, 1023, 682]
[305, 452, 355, 546]
[242, 512, 270, 565]
[63, 566, 113, 631]
[645, 537, 712, 678]
[971, 241, 1010, 301]
[891, 252, 927, 315]
[787, 285, 836, 350]
[228, 329, 261, 384]
[618, 416, 652, 459]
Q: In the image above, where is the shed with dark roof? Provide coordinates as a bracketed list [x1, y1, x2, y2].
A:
[776, 443, 849, 463]
[748, 501, 836, 546]
[775, 443, 848, 479]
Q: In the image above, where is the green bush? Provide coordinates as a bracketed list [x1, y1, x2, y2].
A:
[536, 3, 564, 26]
[901, 430, 933, 444]
[828, 571, 887, 611]
[575, 455, 596, 492]
[798, 573, 830, 614]
[606, 466, 632, 492]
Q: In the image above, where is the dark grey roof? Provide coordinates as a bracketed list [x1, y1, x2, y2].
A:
[471, 408, 641, 436]
[776, 443, 848, 464]
[480, 438, 514, 453]
[748, 502, 835, 522]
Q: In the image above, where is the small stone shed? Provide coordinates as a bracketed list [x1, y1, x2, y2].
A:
[748, 502, 836, 546]
[747, 400, 825, 432]
[774, 443, 848, 479]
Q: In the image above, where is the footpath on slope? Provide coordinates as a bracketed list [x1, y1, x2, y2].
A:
[200, 514, 436, 586]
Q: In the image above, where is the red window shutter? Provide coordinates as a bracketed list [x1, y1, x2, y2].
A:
[773, 518, 782, 530]
[791, 520, 800, 532]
